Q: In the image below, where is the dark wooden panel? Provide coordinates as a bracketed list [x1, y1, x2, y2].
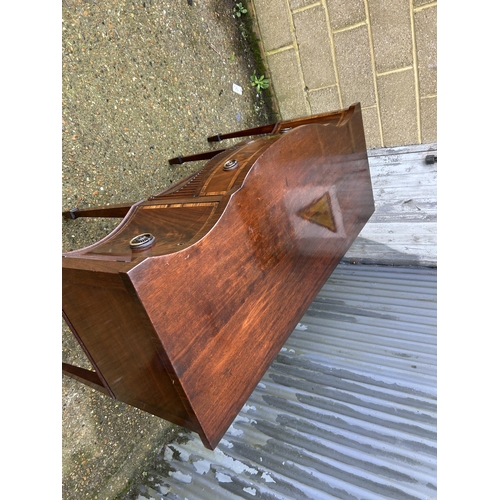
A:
[62, 274, 195, 427]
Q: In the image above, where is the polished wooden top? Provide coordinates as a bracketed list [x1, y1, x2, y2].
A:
[62, 103, 375, 449]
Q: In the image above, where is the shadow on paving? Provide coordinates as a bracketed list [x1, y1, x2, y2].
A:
[62, 0, 273, 498]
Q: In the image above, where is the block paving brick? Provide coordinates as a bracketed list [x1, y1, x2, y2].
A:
[368, 0, 414, 74]
[326, 0, 366, 31]
[293, 6, 336, 90]
[377, 69, 419, 146]
[334, 25, 376, 108]
[251, 0, 437, 147]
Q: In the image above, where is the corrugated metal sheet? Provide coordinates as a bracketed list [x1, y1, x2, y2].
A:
[344, 143, 437, 267]
[129, 263, 437, 500]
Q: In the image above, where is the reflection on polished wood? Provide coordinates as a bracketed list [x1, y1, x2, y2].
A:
[62, 103, 375, 450]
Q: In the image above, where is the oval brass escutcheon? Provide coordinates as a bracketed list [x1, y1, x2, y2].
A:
[130, 233, 155, 250]
[223, 158, 239, 171]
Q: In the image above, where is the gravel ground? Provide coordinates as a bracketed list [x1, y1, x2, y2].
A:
[62, 1, 273, 498]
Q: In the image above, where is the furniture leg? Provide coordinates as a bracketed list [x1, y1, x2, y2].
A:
[168, 148, 226, 165]
[62, 202, 134, 219]
[207, 105, 356, 142]
[207, 123, 276, 142]
[62, 362, 113, 396]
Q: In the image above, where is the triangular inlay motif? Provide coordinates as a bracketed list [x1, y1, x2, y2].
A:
[298, 193, 336, 232]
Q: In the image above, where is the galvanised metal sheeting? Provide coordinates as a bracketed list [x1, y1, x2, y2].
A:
[132, 264, 436, 500]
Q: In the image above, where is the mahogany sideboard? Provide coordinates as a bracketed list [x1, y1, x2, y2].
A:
[62, 103, 375, 450]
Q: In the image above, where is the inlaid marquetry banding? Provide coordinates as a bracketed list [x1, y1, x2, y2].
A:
[141, 202, 219, 209]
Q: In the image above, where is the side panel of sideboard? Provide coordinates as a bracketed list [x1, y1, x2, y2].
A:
[62, 266, 199, 432]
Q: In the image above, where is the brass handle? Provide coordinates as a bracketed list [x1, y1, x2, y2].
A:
[130, 233, 155, 250]
[223, 159, 239, 171]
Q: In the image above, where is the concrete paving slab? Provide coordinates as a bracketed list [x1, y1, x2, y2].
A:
[293, 6, 336, 90]
[334, 25, 377, 107]
[289, 0, 319, 10]
[359, 105, 383, 149]
[415, 5, 437, 97]
[266, 48, 309, 119]
[377, 68, 419, 146]
[368, 0, 414, 73]
[307, 85, 341, 115]
[420, 96, 438, 144]
[252, 0, 293, 51]
[326, 0, 366, 31]
[414, 0, 436, 7]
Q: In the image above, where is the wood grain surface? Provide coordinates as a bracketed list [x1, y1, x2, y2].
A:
[62, 103, 375, 449]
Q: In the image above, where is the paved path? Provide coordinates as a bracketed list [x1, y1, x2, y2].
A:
[249, 0, 437, 149]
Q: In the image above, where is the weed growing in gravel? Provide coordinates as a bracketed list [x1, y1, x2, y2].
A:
[233, 0, 277, 122]
[234, 2, 247, 17]
[250, 71, 269, 93]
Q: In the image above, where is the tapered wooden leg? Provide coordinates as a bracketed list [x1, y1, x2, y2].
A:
[168, 148, 226, 165]
[207, 123, 276, 142]
[62, 363, 113, 397]
[206, 106, 355, 143]
[62, 202, 134, 219]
